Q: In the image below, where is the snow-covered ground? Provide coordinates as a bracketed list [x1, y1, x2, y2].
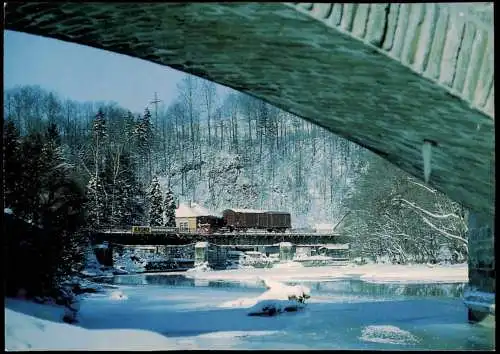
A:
[5, 263, 494, 351]
[5, 299, 197, 350]
[184, 262, 468, 284]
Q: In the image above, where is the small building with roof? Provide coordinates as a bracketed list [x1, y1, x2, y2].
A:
[175, 202, 222, 233]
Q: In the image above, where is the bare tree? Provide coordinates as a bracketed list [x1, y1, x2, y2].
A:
[201, 80, 216, 147]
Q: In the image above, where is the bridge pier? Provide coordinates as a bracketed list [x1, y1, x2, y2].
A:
[194, 242, 227, 269]
[194, 242, 209, 266]
[279, 242, 295, 262]
[466, 212, 495, 324]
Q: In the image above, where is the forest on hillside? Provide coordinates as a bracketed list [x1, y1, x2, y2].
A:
[4, 80, 468, 265]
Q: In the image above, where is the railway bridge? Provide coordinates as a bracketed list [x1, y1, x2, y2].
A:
[90, 230, 348, 247]
[90, 230, 350, 273]
[5, 2, 494, 323]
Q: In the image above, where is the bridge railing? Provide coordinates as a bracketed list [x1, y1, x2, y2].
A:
[98, 228, 345, 238]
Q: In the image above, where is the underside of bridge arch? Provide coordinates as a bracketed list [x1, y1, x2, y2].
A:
[5, 2, 494, 216]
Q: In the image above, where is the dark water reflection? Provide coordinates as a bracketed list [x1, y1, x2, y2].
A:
[105, 273, 466, 299]
[299, 280, 466, 298]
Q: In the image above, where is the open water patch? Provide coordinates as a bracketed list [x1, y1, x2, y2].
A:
[101, 274, 466, 300]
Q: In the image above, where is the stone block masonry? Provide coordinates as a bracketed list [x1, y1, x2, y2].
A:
[4, 2, 494, 216]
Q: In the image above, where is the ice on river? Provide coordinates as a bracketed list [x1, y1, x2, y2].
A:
[5, 263, 494, 350]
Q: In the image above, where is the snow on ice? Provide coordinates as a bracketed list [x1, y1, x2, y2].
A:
[110, 291, 128, 300]
[359, 325, 420, 345]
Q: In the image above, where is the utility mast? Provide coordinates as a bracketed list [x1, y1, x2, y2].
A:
[149, 92, 163, 174]
[150, 92, 162, 129]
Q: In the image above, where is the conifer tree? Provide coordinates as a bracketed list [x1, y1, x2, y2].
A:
[5, 122, 86, 299]
[148, 175, 163, 226]
[108, 150, 145, 226]
[135, 107, 153, 183]
[93, 108, 107, 141]
[86, 108, 108, 228]
[3, 120, 23, 212]
[19, 132, 46, 224]
[163, 187, 176, 227]
[124, 111, 136, 150]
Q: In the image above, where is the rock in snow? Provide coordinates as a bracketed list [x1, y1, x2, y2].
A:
[217, 277, 311, 316]
[247, 299, 306, 316]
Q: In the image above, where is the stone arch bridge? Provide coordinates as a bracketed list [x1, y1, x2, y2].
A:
[5, 2, 494, 322]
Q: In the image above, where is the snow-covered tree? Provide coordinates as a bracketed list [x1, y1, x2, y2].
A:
[84, 109, 109, 228]
[3, 120, 23, 212]
[85, 176, 104, 228]
[93, 108, 107, 140]
[163, 187, 176, 227]
[5, 122, 86, 300]
[135, 107, 153, 184]
[342, 151, 468, 264]
[148, 175, 163, 226]
[109, 151, 145, 226]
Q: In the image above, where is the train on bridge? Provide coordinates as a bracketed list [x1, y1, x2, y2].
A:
[125, 208, 292, 235]
[221, 209, 291, 233]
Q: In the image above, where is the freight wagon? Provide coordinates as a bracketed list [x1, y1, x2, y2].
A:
[222, 209, 291, 233]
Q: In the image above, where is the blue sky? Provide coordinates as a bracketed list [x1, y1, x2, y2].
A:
[4, 30, 230, 113]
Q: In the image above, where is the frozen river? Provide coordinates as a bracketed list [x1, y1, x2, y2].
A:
[80, 273, 494, 350]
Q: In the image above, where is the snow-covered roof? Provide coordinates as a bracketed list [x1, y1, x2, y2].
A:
[176, 203, 219, 218]
[227, 208, 289, 214]
[320, 244, 350, 250]
[175, 204, 197, 218]
[230, 208, 267, 213]
[314, 223, 335, 230]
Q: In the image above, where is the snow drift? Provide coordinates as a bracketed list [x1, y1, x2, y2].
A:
[5, 307, 192, 351]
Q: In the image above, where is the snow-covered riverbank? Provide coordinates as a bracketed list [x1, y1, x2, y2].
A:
[182, 262, 468, 284]
[5, 300, 193, 350]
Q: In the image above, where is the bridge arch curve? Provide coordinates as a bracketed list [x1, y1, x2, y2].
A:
[5, 2, 494, 215]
